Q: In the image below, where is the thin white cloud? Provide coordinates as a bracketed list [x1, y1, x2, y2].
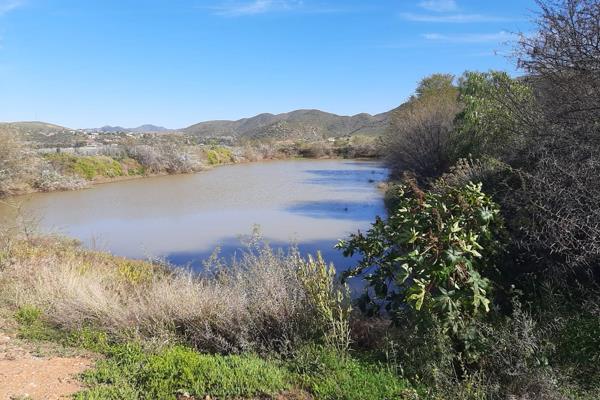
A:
[207, 0, 349, 17]
[418, 0, 458, 13]
[422, 31, 516, 43]
[211, 0, 303, 16]
[401, 12, 520, 23]
[0, 0, 23, 15]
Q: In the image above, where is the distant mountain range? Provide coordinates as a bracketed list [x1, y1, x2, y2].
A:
[1, 108, 393, 141]
[182, 109, 390, 140]
[89, 124, 169, 133]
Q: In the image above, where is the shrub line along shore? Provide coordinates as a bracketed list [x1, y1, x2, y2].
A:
[0, 136, 381, 199]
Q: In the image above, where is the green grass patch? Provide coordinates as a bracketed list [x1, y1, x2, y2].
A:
[15, 305, 116, 352]
[76, 345, 291, 400]
[290, 345, 416, 400]
[555, 313, 600, 388]
[15, 305, 63, 341]
[14, 306, 415, 399]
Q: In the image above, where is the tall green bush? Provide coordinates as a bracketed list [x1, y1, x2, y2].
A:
[298, 253, 351, 353]
[452, 71, 537, 163]
[338, 181, 504, 332]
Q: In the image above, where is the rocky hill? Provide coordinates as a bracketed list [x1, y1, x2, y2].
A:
[182, 109, 390, 140]
[1, 108, 392, 145]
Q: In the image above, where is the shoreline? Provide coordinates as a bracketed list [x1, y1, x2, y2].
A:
[1, 155, 382, 200]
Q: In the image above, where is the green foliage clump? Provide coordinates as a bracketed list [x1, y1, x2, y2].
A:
[76, 341, 419, 400]
[46, 153, 124, 180]
[205, 146, 234, 165]
[414, 73, 456, 98]
[15, 305, 115, 349]
[338, 181, 504, 331]
[66, 326, 113, 353]
[452, 71, 535, 161]
[15, 305, 62, 341]
[290, 345, 417, 400]
[555, 313, 600, 388]
[116, 259, 156, 284]
[14, 304, 42, 326]
[298, 253, 351, 353]
[73, 156, 123, 179]
[141, 347, 290, 399]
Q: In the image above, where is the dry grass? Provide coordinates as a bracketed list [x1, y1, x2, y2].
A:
[0, 236, 347, 355]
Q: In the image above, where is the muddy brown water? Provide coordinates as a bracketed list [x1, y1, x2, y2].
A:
[0, 159, 388, 275]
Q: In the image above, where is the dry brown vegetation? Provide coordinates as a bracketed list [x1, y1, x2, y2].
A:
[0, 131, 40, 197]
[0, 235, 349, 356]
[384, 74, 461, 180]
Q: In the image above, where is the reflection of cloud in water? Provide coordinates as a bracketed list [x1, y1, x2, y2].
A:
[69, 209, 369, 259]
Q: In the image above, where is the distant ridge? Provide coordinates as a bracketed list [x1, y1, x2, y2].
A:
[129, 124, 169, 133]
[182, 109, 391, 140]
[0, 121, 70, 136]
[1, 108, 393, 140]
[91, 124, 169, 133]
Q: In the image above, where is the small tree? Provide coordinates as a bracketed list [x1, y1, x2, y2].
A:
[384, 74, 460, 180]
[414, 73, 456, 98]
[452, 71, 538, 163]
[337, 181, 504, 333]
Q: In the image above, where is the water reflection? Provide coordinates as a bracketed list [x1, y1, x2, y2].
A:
[303, 167, 388, 191]
[0, 159, 387, 278]
[285, 200, 381, 221]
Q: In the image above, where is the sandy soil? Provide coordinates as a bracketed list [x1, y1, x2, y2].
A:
[0, 334, 93, 400]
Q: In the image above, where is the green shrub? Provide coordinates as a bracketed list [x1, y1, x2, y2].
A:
[338, 180, 504, 332]
[383, 182, 405, 212]
[73, 156, 123, 179]
[45, 154, 124, 180]
[141, 347, 290, 398]
[206, 150, 219, 165]
[15, 305, 62, 341]
[205, 146, 234, 165]
[298, 253, 351, 353]
[15, 304, 43, 326]
[66, 326, 112, 353]
[452, 71, 535, 162]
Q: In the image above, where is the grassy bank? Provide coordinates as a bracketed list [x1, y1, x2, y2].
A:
[0, 235, 416, 399]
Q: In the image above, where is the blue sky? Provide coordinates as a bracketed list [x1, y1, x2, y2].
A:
[0, 0, 536, 128]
